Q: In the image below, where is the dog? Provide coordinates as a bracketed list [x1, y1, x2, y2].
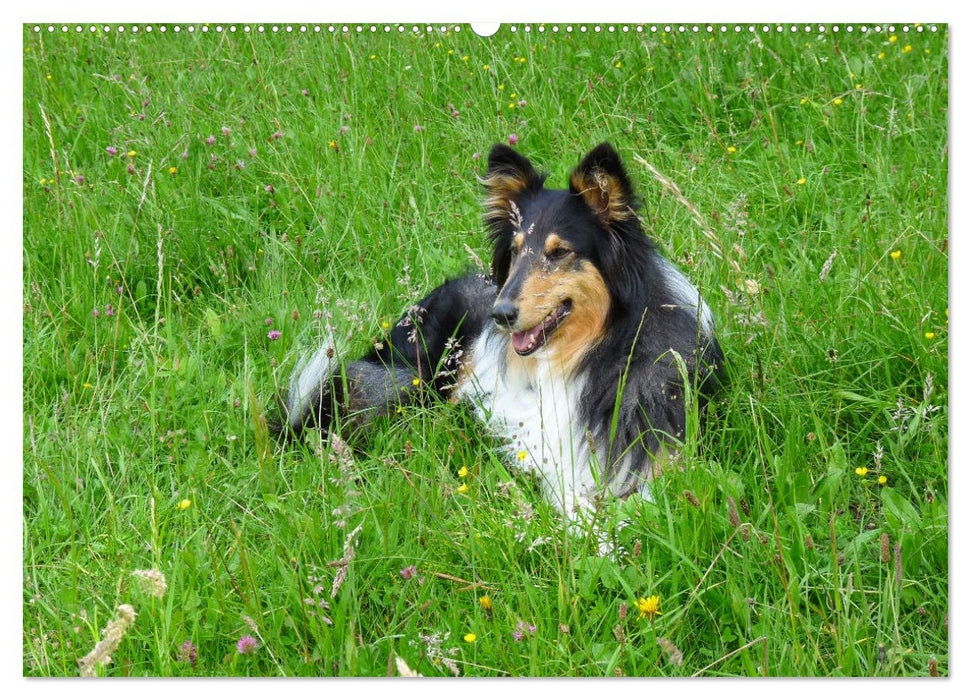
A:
[280, 142, 724, 517]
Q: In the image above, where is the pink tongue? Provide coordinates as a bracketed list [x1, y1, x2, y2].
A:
[512, 326, 541, 353]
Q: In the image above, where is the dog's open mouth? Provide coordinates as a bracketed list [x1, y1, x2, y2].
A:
[510, 301, 572, 356]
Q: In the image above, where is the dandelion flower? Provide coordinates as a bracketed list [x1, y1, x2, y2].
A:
[516, 450, 528, 461]
[855, 467, 868, 476]
[463, 633, 476, 643]
[177, 499, 192, 510]
[925, 332, 935, 340]
[890, 250, 902, 260]
[479, 595, 492, 610]
[456, 483, 469, 495]
[168, 167, 177, 175]
[636, 595, 661, 619]
[903, 45, 912, 53]
[236, 635, 259, 655]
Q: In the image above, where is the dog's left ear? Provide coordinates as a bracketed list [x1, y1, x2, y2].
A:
[569, 143, 636, 226]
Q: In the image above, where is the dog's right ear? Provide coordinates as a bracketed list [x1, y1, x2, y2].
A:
[481, 144, 544, 239]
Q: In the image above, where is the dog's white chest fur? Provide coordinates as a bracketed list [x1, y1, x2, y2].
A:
[456, 330, 601, 515]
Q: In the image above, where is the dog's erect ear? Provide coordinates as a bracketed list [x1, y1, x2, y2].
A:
[569, 143, 636, 226]
[481, 144, 544, 235]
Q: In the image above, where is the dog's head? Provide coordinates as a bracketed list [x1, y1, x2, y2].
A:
[481, 142, 645, 365]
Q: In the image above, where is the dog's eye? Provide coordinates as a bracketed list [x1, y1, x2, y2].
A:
[547, 247, 571, 261]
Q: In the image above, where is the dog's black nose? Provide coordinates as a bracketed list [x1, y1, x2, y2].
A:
[491, 300, 519, 328]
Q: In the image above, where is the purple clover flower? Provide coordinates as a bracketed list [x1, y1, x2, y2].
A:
[206, 135, 216, 146]
[512, 620, 535, 642]
[222, 126, 231, 137]
[236, 635, 259, 655]
[177, 639, 198, 667]
[267, 330, 282, 341]
[106, 146, 118, 156]
[508, 133, 519, 146]
[272, 130, 283, 140]
[399, 565, 417, 580]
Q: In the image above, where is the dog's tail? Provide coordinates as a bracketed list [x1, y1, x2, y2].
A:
[273, 332, 427, 440]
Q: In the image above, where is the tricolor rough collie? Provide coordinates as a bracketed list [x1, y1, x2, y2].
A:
[281, 143, 724, 517]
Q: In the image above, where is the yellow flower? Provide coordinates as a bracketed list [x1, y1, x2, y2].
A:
[483, 64, 490, 70]
[463, 633, 476, 643]
[458, 466, 469, 478]
[890, 250, 902, 260]
[456, 483, 468, 494]
[177, 499, 192, 510]
[461, 55, 469, 61]
[797, 177, 807, 186]
[833, 98, 843, 106]
[510, 93, 516, 98]
[856, 83, 862, 90]
[168, 167, 177, 175]
[435, 42, 441, 48]
[46, 74, 52, 80]
[411, 377, 420, 386]
[369, 54, 376, 60]
[508, 103, 516, 109]
[795, 139, 804, 146]
[39, 178, 47, 185]
[726, 146, 737, 154]
[448, 49, 454, 55]
[878, 475, 888, 485]
[878, 52, 886, 60]
[800, 97, 809, 105]
[636, 595, 661, 619]
[381, 321, 390, 329]
[127, 150, 136, 158]
[479, 595, 492, 610]
[889, 35, 898, 43]
[855, 467, 868, 477]
[82, 382, 93, 390]
[498, 83, 504, 91]
[925, 332, 935, 340]
[516, 450, 528, 461]
[903, 45, 912, 53]
[328, 140, 337, 150]
[615, 61, 622, 68]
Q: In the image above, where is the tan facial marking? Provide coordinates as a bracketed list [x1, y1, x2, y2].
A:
[504, 257, 610, 374]
[543, 234, 572, 256]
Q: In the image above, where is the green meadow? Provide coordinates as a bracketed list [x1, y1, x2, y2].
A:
[22, 23, 947, 677]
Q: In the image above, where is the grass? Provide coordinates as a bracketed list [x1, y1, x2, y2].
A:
[22, 22, 948, 677]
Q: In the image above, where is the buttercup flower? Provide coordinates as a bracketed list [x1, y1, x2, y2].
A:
[177, 499, 192, 510]
[890, 250, 902, 260]
[855, 467, 868, 477]
[463, 633, 476, 643]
